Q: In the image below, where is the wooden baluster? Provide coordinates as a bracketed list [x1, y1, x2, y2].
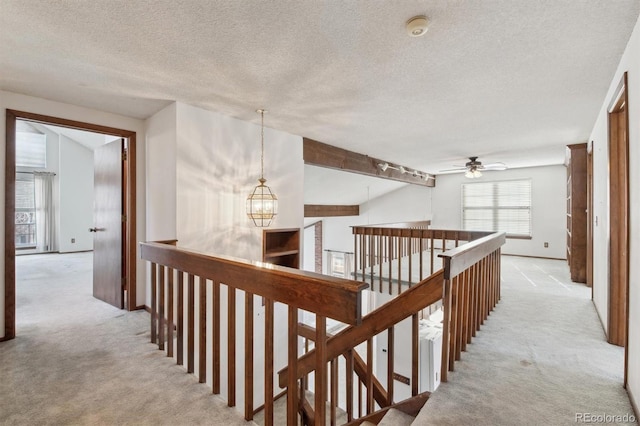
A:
[366, 337, 374, 414]
[287, 306, 299, 426]
[177, 271, 184, 365]
[330, 358, 338, 426]
[482, 257, 488, 322]
[360, 234, 366, 284]
[212, 281, 220, 394]
[264, 298, 274, 426]
[387, 326, 394, 405]
[167, 267, 174, 358]
[498, 249, 502, 301]
[315, 315, 327, 426]
[461, 269, 470, 352]
[449, 275, 458, 371]
[387, 234, 392, 295]
[187, 274, 195, 374]
[441, 277, 452, 382]
[378, 235, 383, 292]
[419, 237, 424, 281]
[245, 292, 254, 421]
[412, 314, 419, 396]
[358, 381, 362, 418]
[397, 235, 402, 295]
[228, 286, 236, 407]
[159, 266, 165, 351]
[429, 235, 435, 274]
[369, 233, 374, 284]
[346, 350, 354, 422]
[354, 233, 358, 273]
[469, 264, 476, 336]
[199, 277, 207, 383]
[455, 274, 464, 361]
[150, 262, 157, 344]
[408, 236, 413, 287]
[441, 235, 446, 269]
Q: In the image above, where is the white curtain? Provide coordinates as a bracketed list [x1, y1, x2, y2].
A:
[34, 172, 56, 253]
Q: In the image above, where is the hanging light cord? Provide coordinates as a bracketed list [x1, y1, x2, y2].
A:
[260, 109, 265, 181]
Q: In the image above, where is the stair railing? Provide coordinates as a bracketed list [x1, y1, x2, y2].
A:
[140, 242, 367, 426]
[279, 228, 505, 424]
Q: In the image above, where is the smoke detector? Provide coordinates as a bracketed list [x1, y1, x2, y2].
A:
[406, 15, 429, 37]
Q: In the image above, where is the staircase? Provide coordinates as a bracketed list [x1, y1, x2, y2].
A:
[140, 224, 505, 425]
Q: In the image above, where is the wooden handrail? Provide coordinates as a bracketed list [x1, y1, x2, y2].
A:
[278, 270, 445, 387]
[141, 242, 367, 324]
[439, 232, 506, 279]
[352, 220, 431, 229]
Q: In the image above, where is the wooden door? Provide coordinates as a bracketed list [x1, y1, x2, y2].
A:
[92, 138, 124, 308]
[607, 74, 629, 349]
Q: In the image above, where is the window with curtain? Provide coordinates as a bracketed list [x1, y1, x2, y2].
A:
[462, 179, 532, 237]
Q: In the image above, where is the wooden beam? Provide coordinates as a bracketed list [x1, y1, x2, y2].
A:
[304, 204, 359, 218]
[303, 138, 435, 187]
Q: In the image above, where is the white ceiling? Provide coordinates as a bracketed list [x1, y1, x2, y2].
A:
[2, 1, 639, 204]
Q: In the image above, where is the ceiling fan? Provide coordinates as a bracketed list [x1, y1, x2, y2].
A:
[439, 156, 508, 178]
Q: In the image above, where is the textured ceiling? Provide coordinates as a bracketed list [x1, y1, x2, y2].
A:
[2, 1, 639, 195]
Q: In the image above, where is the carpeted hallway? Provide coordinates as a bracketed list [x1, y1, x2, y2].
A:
[414, 256, 636, 426]
[1, 252, 636, 425]
[1, 252, 252, 425]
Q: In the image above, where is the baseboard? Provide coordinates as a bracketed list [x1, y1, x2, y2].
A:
[142, 305, 151, 313]
[628, 385, 639, 420]
[592, 300, 608, 339]
[0, 334, 14, 342]
[501, 253, 566, 261]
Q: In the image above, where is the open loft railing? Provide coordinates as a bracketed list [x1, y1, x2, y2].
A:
[140, 225, 505, 425]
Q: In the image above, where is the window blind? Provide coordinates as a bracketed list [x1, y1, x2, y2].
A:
[16, 131, 47, 168]
[462, 179, 532, 237]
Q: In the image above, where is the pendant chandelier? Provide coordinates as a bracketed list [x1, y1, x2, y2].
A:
[246, 109, 278, 227]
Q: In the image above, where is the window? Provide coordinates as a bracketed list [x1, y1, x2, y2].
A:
[462, 179, 532, 237]
[15, 173, 36, 248]
[16, 131, 47, 168]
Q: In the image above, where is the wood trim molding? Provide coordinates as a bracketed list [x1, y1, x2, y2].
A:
[303, 138, 435, 187]
[304, 204, 359, 218]
[4, 110, 17, 340]
[4, 110, 139, 340]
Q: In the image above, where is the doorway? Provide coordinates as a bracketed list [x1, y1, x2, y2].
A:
[4, 110, 138, 341]
[606, 73, 629, 384]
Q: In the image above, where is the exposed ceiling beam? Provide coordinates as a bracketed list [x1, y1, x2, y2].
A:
[304, 204, 360, 218]
[303, 138, 435, 187]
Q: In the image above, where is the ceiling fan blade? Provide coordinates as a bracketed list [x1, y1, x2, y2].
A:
[482, 162, 508, 170]
[438, 167, 467, 173]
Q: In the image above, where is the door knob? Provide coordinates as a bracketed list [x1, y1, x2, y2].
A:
[89, 227, 99, 232]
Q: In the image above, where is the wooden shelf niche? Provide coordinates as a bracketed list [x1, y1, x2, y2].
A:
[565, 143, 587, 284]
[262, 228, 300, 269]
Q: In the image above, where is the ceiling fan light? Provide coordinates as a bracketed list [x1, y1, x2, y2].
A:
[465, 170, 474, 178]
[473, 170, 482, 178]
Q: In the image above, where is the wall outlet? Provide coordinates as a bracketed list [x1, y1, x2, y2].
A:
[71, 238, 75, 244]
[544, 242, 548, 248]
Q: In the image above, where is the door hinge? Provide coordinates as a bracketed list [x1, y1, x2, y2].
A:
[122, 151, 127, 161]
[122, 214, 127, 223]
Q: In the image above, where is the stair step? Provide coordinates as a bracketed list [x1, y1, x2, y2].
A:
[378, 408, 415, 426]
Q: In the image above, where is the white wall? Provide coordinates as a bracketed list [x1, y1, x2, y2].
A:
[431, 165, 567, 259]
[145, 101, 304, 414]
[589, 14, 640, 413]
[0, 90, 147, 338]
[145, 103, 177, 242]
[320, 184, 433, 274]
[58, 135, 94, 252]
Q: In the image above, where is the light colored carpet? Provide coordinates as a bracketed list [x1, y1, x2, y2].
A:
[413, 256, 636, 426]
[1, 252, 253, 426]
